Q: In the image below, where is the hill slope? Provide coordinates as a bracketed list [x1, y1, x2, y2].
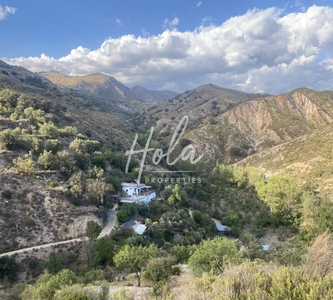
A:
[40, 71, 178, 105]
[0, 61, 139, 252]
[136, 86, 333, 167]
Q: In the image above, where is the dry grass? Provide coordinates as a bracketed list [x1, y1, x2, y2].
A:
[41, 72, 109, 86]
[303, 231, 333, 277]
[170, 272, 201, 300]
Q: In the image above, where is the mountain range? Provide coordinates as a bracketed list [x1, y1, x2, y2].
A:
[4, 60, 333, 186]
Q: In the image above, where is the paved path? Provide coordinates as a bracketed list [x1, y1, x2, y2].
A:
[97, 204, 118, 239]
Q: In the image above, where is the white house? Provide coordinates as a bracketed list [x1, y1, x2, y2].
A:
[120, 182, 156, 204]
[122, 182, 148, 196]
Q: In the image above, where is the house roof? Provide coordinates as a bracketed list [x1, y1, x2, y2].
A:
[262, 244, 269, 251]
[214, 221, 231, 232]
[121, 220, 147, 235]
[121, 183, 146, 187]
[122, 220, 136, 227]
[135, 224, 147, 235]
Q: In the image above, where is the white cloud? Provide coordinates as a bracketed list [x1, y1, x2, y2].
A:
[116, 18, 123, 27]
[3, 5, 333, 94]
[163, 17, 179, 29]
[197, 1, 202, 7]
[294, 0, 306, 12]
[201, 16, 211, 25]
[141, 28, 150, 37]
[0, 5, 16, 20]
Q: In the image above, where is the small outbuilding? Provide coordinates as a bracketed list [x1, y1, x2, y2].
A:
[122, 220, 147, 235]
[214, 221, 231, 236]
[262, 244, 269, 251]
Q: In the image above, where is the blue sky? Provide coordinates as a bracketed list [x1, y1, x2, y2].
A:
[1, 0, 333, 93]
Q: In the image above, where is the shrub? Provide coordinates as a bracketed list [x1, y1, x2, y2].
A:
[13, 155, 36, 173]
[24, 218, 36, 227]
[38, 150, 57, 170]
[0, 129, 17, 150]
[45, 139, 61, 154]
[48, 181, 58, 188]
[0, 256, 17, 282]
[59, 126, 80, 137]
[1, 190, 12, 199]
[39, 122, 59, 138]
[86, 221, 102, 240]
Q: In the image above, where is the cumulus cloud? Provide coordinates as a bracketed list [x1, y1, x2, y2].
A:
[116, 18, 123, 27]
[0, 5, 16, 20]
[3, 5, 333, 94]
[163, 17, 179, 29]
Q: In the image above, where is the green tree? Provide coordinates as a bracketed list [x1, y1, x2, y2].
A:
[86, 179, 112, 205]
[68, 171, 86, 199]
[0, 256, 17, 283]
[116, 210, 129, 223]
[188, 237, 243, 276]
[167, 184, 182, 205]
[20, 269, 77, 300]
[29, 136, 44, 155]
[167, 245, 195, 264]
[0, 129, 16, 149]
[86, 221, 102, 240]
[59, 126, 80, 137]
[69, 138, 100, 154]
[143, 256, 177, 296]
[23, 107, 46, 124]
[53, 285, 90, 300]
[91, 154, 106, 170]
[257, 175, 302, 224]
[45, 139, 61, 154]
[192, 210, 216, 237]
[244, 242, 265, 260]
[56, 150, 76, 176]
[38, 150, 57, 170]
[114, 244, 158, 286]
[39, 122, 59, 138]
[91, 237, 114, 267]
[13, 155, 36, 173]
[40, 253, 67, 275]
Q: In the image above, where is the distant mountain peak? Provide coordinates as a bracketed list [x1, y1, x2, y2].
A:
[40, 71, 178, 104]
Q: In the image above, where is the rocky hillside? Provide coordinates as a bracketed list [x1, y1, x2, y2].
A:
[136, 84, 265, 128]
[40, 71, 178, 106]
[0, 61, 141, 252]
[235, 121, 333, 194]
[136, 86, 333, 167]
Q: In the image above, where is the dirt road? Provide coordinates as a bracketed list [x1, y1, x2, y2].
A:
[0, 237, 87, 258]
[97, 204, 118, 239]
[0, 205, 119, 258]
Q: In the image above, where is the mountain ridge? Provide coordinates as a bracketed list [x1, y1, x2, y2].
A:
[39, 70, 179, 104]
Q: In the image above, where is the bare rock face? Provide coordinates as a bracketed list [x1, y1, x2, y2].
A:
[139, 87, 333, 165]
